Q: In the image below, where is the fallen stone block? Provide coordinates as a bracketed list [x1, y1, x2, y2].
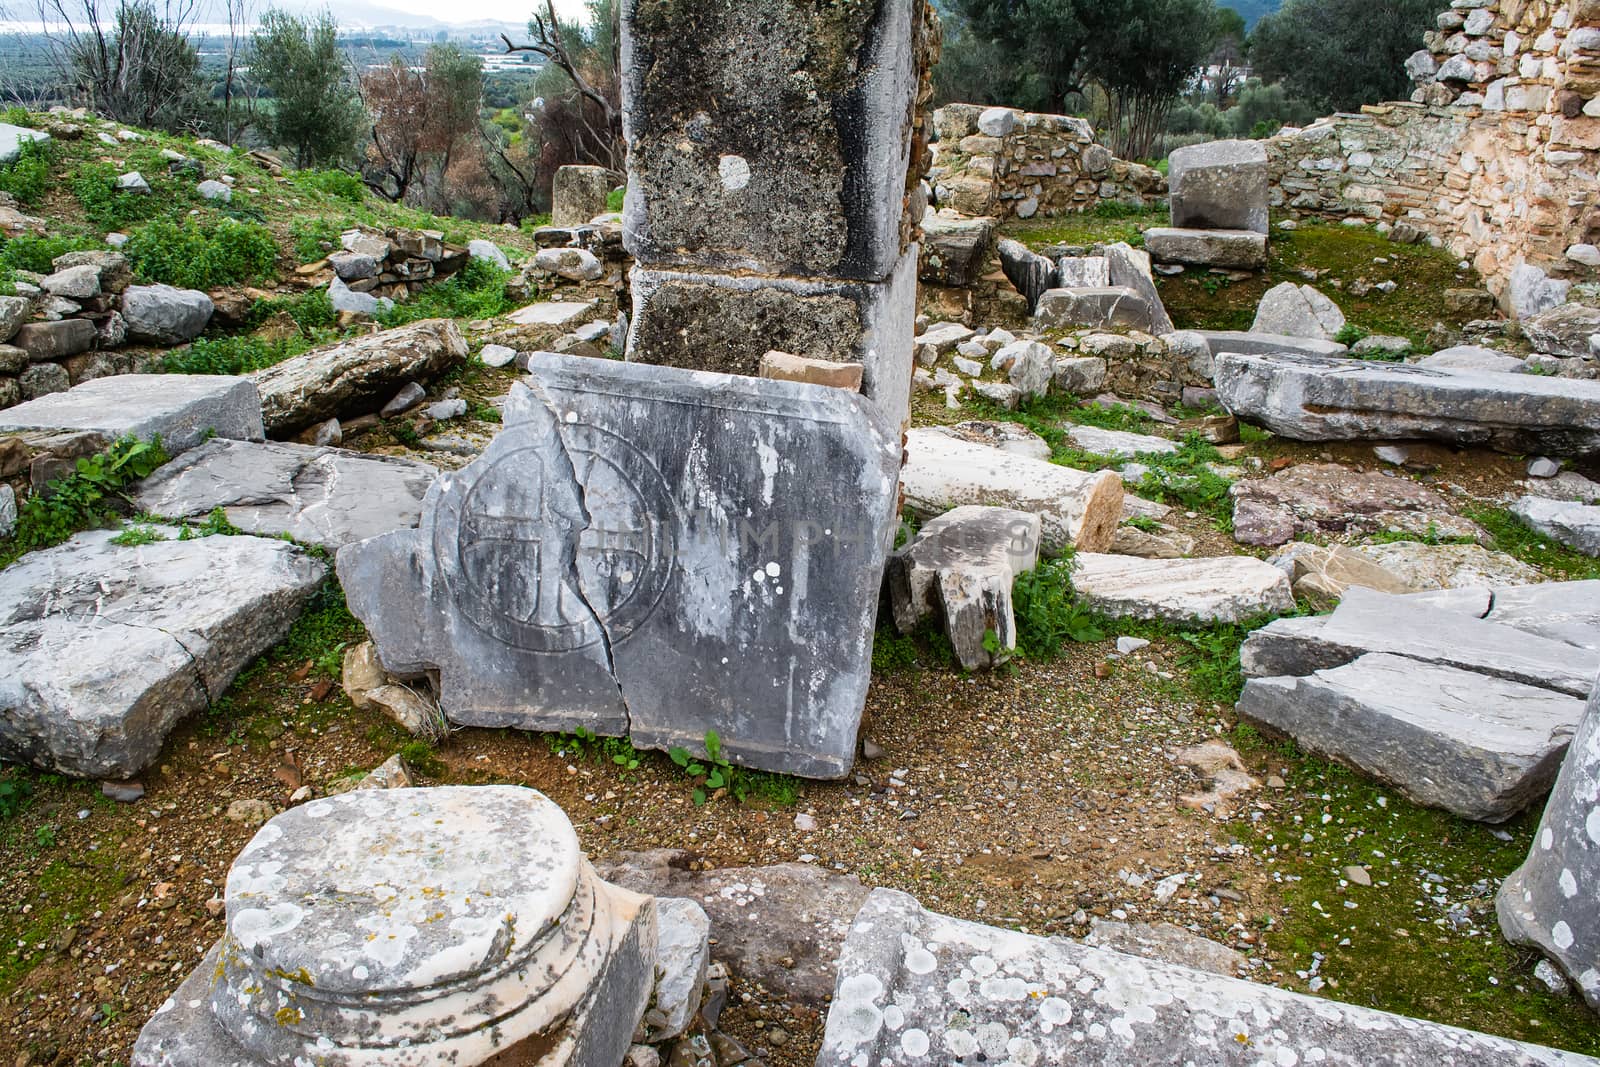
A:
[0, 529, 324, 778]
[552, 163, 621, 227]
[1238, 653, 1581, 822]
[1144, 227, 1268, 269]
[1057, 255, 1110, 288]
[1105, 241, 1176, 335]
[1070, 552, 1294, 624]
[1241, 586, 1599, 699]
[1513, 495, 1600, 557]
[339, 357, 900, 780]
[1351, 541, 1542, 590]
[1420, 345, 1528, 374]
[997, 238, 1057, 312]
[818, 887, 1582, 1066]
[249, 318, 468, 437]
[620, 0, 921, 281]
[0, 374, 263, 455]
[759, 349, 865, 391]
[132, 786, 659, 1066]
[919, 214, 994, 288]
[1065, 423, 1179, 458]
[645, 897, 711, 1041]
[1194, 329, 1348, 359]
[1034, 286, 1156, 331]
[1268, 542, 1417, 600]
[1498, 666, 1600, 1011]
[1521, 301, 1600, 358]
[1486, 580, 1600, 650]
[121, 283, 213, 344]
[923, 421, 1051, 461]
[1168, 138, 1269, 234]
[134, 439, 437, 552]
[1215, 351, 1600, 455]
[628, 254, 916, 433]
[901, 428, 1123, 555]
[1230, 461, 1485, 547]
[597, 849, 869, 1010]
[887, 506, 1042, 671]
[1251, 282, 1345, 341]
[11, 318, 96, 361]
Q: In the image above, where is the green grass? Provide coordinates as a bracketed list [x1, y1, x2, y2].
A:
[377, 258, 511, 326]
[0, 138, 54, 206]
[288, 168, 367, 204]
[1230, 725, 1600, 1055]
[1469, 505, 1600, 582]
[272, 579, 364, 679]
[1000, 202, 1163, 248]
[290, 217, 345, 263]
[0, 233, 102, 274]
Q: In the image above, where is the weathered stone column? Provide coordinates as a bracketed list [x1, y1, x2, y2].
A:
[132, 786, 658, 1066]
[618, 0, 937, 434]
[1499, 669, 1600, 1011]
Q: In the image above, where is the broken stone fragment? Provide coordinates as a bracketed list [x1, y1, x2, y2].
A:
[132, 786, 660, 1066]
[1175, 739, 1260, 817]
[1070, 553, 1294, 624]
[759, 349, 864, 391]
[887, 506, 1043, 671]
[1251, 282, 1346, 341]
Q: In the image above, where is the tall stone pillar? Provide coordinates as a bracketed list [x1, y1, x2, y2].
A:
[619, 0, 938, 434]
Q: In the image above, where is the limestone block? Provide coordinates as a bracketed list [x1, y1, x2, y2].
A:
[918, 215, 994, 288]
[132, 786, 658, 1067]
[759, 350, 864, 391]
[1498, 668, 1600, 1010]
[134, 439, 438, 551]
[628, 250, 916, 433]
[0, 529, 324, 778]
[1419, 345, 1528, 373]
[1144, 226, 1268, 269]
[11, 319, 95, 361]
[820, 888, 1583, 1066]
[887, 506, 1043, 670]
[0, 374, 263, 455]
[620, 0, 920, 280]
[1513, 496, 1600, 556]
[1193, 330, 1348, 358]
[1034, 287, 1157, 332]
[121, 284, 214, 344]
[1251, 282, 1346, 341]
[249, 319, 468, 437]
[1168, 138, 1270, 234]
[1070, 553, 1294, 624]
[553, 164, 621, 227]
[901, 428, 1124, 555]
[1214, 351, 1600, 456]
[338, 359, 900, 780]
[1105, 241, 1176, 335]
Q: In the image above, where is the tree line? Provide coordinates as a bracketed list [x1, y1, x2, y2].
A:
[935, 0, 1440, 160]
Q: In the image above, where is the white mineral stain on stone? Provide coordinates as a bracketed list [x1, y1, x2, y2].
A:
[944, 1028, 977, 1056]
[719, 154, 751, 191]
[979, 975, 1028, 1001]
[975, 1021, 1011, 1057]
[882, 1004, 904, 1030]
[1039, 996, 1072, 1027]
[766, 562, 781, 578]
[1587, 807, 1600, 844]
[1542, 826, 1555, 849]
[755, 439, 779, 504]
[970, 954, 998, 977]
[946, 977, 970, 998]
[1561, 869, 1579, 898]
[232, 902, 304, 950]
[1007, 1036, 1041, 1065]
[900, 1028, 930, 1056]
[904, 945, 937, 975]
[1554, 921, 1576, 949]
[832, 973, 885, 1048]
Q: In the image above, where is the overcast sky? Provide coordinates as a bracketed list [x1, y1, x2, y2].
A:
[377, 0, 590, 24]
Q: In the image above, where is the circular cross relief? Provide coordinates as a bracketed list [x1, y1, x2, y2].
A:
[439, 420, 678, 653]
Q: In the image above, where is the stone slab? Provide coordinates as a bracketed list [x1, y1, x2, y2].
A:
[819, 887, 1589, 1066]
[506, 300, 599, 327]
[1065, 424, 1179, 458]
[1215, 351, 1600, 455]
[1239, 653, 1582, 821]
[1487, 581, 1600, 650]
[619, 0, 920, 281]
[1070, 552, 1294, 624]
[1420, 345, 1528, 374]
[0, 529, 324, 778]
[627, 251, 917, 432]
[133, 786, 658, 1066]
[887, 505, 1042, 671]
[900, 428, 1124, 555]
[249, 319, 468, 437]
[1033, 286, 1156, 332]
[1513, 496, 1600, 557]
[134, 439, 438, 551]
[339, 357, 900, 779]
[1498, 668, 1600, 1011]
[1106, 242, 1176, 336]
[1144, 227, 1268, 269]
[1196, 330, 1348, 359]
[1242, 586, 1600, 698]
[1168, 138, 1270, 234]
[1252, 283, 1345, 341]
[0, 374, 263, 455]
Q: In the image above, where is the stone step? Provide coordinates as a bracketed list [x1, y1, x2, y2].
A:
[1145, 226, 1268, 269]
[1071, 552, 1295, 624]
[0, 374, 263, 456]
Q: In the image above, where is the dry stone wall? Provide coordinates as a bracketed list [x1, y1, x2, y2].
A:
[930, 104, 1167, 221]
[1265, 0, 1600, 307]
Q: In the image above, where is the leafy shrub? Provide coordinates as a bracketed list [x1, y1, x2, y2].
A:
[290, 217, 343, 263]
[1012, 558, 1104, 659]
[162, 334, 306, 375]
[1, 437, 171, 568]
[71, 161, 165, 230]
[125, 218, 278, 289]
[290, 168, 367, 203]
[377, 258, 510, 326]
[0, 234, 100, 274]
[0, 107, 34, 128]
[605, 186, 625, 212]
[0, 139, 55, 206]
[250, 289, 337, 333]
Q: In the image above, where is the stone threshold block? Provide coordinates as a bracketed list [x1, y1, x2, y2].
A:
[627, 249, 917, 433]
[1215, 351, 1600, 456]
[819, 888, 1592, 1066]
[134, 439, 438, 552]
[887, 506, 1043, 671]
[1194, 330, 1349, 358]
[1070, 552, 1294, 624]
[1145, 227, 1268, 269]
[1239, 653, 1583, 822]
[1498, 667, 1600, 1012]
[900, 428, 1124, 555]
[250, 318, 468, 438]
[0, 374, 263, 456]
[619, 0, 921, 281]
[1033, 287, 1156, 332]
[338, 356, 900, 780]
[1241, 586, 1600, 699]
[132, 786, 659, 1066]
[0, 529, 325, 779]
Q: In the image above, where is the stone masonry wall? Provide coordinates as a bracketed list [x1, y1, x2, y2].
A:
[1265, 0, 1600, 307]
[930, 104, 1167, 220]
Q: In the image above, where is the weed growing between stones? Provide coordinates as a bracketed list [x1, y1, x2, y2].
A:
[273, 580, 364, 680]
[547, 726, 801, 807]
[124, 217, 279, 290]
[1012, 558, 1105, 659]
[0, 138, 54, 207]
[376, 257, 512, 327]
[1468, 506, 1600, 583]
[0, 436, 170, 569]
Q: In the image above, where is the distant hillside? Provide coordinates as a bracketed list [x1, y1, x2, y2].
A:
[1223, 0, 1283, 29]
